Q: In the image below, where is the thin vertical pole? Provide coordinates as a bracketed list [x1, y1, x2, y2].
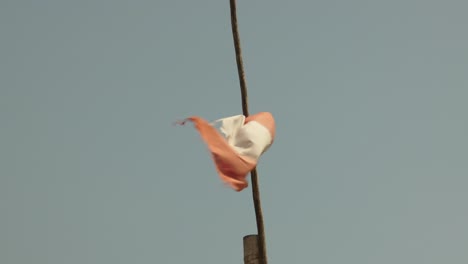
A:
[229, 1, 268, 264]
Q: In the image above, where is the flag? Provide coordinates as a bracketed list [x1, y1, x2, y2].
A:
[178, 112, 275, 191]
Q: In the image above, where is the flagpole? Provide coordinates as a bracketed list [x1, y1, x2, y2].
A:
[229, 1, 268, 264]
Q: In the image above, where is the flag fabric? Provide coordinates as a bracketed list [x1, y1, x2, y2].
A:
[178, 112, 275, 191]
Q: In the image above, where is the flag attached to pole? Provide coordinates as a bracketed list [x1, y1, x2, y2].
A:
[178, 112, 275, 191]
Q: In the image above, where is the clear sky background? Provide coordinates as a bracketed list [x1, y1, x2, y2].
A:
[1, 0, 468, 263]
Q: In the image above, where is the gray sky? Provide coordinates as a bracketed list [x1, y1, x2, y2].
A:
[1, 0, 468, 263]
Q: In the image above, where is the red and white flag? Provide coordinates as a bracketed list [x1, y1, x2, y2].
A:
[178, 112, 275, 191]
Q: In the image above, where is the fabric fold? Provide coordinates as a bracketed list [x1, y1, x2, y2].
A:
[179, 112, 275, 192]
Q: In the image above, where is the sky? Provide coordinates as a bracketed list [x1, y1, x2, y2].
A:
[1, 0, 468, 263]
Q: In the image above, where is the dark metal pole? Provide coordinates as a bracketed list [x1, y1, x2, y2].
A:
[243, 235, 261, 264]
[229, 1, 268, 263]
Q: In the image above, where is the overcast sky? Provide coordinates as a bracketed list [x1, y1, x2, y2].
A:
[2, 0, 468, 263]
